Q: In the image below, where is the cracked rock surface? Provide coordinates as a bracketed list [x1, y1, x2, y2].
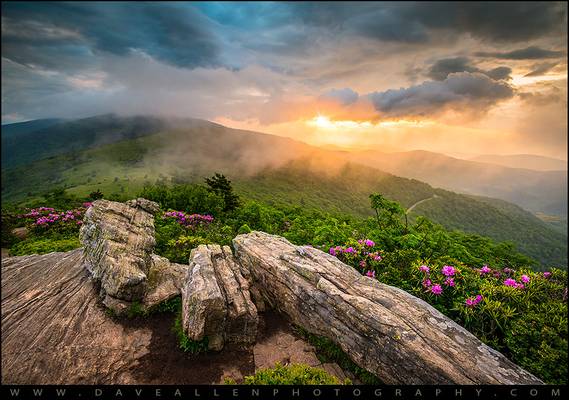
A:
[233, 231, 544, 385]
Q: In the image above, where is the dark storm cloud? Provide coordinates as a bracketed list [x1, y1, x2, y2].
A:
[400, 2, 567, 43]
[427, 57, 481, 80]
[427, 57, 512, 81]
[484, 67, 513, 81]
[368, 72, 514, 117]
[285, 1, 567, 44]
[475, 46, 565, 60]
[1, 2, 221, 70]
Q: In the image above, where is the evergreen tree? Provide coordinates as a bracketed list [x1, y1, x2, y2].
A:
[205, 173, 240, 212]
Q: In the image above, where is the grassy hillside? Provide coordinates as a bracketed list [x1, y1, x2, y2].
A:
[2, 116, 566, 269]
[1, 114, 172, 168]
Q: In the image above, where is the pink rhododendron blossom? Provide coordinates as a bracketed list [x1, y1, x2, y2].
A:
[465, 295, 483, 307]
[543, 272, 552, 278]
[419, 265, 430, 273]
[521, 275, 530, 284]
[444, 277, 455, 287]
[480, 265, 491, 275]
[365, 270, 376, 279]
[422, 279, 432, 288]
[364, 239, 375, 247]
[430, 284, 443, 295]
[441, 265, 456, 276]
[504, 278, 517, 287]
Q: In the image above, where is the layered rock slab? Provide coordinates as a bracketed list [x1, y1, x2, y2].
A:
[79, 199, 188, 314]
[182, 244, 258, 351]
[233, 231, 544, 385]
[1, 250, 152, 384]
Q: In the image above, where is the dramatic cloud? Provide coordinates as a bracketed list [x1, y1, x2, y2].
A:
[285, 2, 567, 44]
[1, 2, 567, 158]
[524, 62, 559, 77]
[475, 46, 565, 60]
[427, 57, 512, 81]
[1, 2, 221, 70]
[369, 72, 515, 118]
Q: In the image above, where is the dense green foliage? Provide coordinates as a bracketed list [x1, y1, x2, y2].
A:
[2, 178, 566, 384]
[225, 363, 349, 385]
[2, 118, 566, 268]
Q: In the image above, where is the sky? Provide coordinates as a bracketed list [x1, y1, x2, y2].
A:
[2, 1, 568, 158]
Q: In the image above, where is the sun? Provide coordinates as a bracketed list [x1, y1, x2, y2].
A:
[313, 115, 333, 128]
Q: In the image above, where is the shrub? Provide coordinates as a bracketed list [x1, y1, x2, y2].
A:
[227, 363, 350, 385]
[172, 312, 209, 354]
[10, 235, 81, 256]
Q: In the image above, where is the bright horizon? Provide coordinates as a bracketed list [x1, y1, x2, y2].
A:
[2, 2, 568, 159]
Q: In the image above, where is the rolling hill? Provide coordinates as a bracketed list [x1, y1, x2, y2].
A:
[343, 149, 567, 216]
[1, 114, 566, 268]
[470, 154, 567, 172]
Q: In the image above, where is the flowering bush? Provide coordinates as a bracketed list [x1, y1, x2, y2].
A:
[14, 205, 90, 237]
[327, 238, 568, 384]
[327, 238, 383, 278]
[163, 210, 214, 229]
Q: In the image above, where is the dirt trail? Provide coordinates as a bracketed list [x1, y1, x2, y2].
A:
[406, 194, 440, 214]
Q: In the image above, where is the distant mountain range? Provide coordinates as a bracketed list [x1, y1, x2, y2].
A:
[1, 114, 566, 268]
[342, 149, 567, 216]
[469, 154, 567, 172]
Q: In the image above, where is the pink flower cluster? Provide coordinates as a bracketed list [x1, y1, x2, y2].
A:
[441, 265, 456, 277]
[19, 207, 55, 219]
[430, 284, 443, 295]
[504, 278, 526, 289]
[20, 206, 86, 228]
[329, 241, 382, 262]
[479, 265, 491, 275]
[465, 295, 483, 307]
[163, 210, 214, 228]
[35, 209, 83, 226]
[365, 270, 376, 279]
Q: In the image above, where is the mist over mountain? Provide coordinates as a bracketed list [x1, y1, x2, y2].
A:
[1, 114, 566, 268]
[469, 154, 567, 171]
[344, 149, 568, 216]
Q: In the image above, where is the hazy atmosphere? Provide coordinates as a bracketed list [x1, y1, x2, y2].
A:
[2, 1, 568, 158]
[2, 1, 568, 389]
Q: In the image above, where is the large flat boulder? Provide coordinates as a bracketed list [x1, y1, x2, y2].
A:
[233, 231, 544, 385]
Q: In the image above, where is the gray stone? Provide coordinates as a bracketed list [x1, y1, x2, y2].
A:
[181, 244, 258, 351]
[79, 199, 156, 301]
[233, 231, 544, 385]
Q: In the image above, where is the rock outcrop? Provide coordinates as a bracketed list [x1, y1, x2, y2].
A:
[1, 198, 545, 385]
[1, 249, 153, 384]
[80, 199, 188, 314]
[182, 245, 258, 351]
[233, 231, 544, 385]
